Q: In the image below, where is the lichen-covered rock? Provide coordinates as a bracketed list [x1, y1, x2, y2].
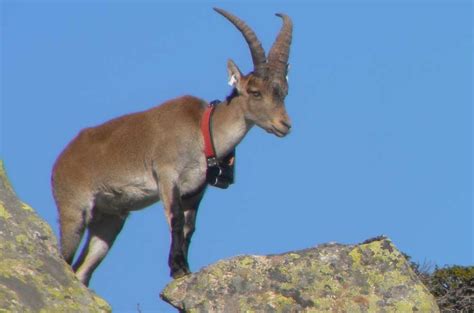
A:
[161, 237, 439, 312]
[0, 161, 111, 313]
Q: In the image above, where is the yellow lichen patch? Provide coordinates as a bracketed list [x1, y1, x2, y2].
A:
[0, 259, 26, 281]
[164, 275, 186, 293]
[208, 266, 226, 285]
[266, 291, 295, 307]
[92, 294, 112, 312]
[21, 203, 34, 212]
[0, 201, 11, 219]
[361, 240, 403, 267]
[239, 256, 255, 269]
[317, 262, 334, 276]
[287, 253, 301, 260]
[15, 234, 29, 246]
[377, 242, 397, 258]
[395, 300, 416, 312]
[412, 284, 440, 312]
[239, 291, 295, 312]
[0, 259, 14, 278]
[312, 296, 334, 311]
[349, 246, 362, 267]
[0, 161, 14, 195]
[0, 288, 23, 313]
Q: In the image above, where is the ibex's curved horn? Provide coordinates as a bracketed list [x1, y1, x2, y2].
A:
[214, 8, 267, 74]
[267, 13, 293, 76]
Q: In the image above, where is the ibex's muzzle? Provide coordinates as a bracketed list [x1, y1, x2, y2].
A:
[269, 111, 291, 137]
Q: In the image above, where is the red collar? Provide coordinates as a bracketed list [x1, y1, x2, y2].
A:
[200, 100, 236, 189]
[201, 102, 218, 165]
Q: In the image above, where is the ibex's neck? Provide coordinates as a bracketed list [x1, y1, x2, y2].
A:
[211, 97, 253, 158]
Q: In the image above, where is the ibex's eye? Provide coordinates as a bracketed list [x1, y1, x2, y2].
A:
[249, 90, 262, 98]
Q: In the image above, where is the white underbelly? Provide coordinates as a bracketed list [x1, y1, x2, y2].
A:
[94, 177, 160, 214]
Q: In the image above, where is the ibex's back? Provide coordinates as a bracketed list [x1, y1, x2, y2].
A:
[53, 8, 293, 286]
[53, 96, 206, 214]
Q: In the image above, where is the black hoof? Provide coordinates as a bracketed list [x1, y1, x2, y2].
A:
[171, 267, 190, 279]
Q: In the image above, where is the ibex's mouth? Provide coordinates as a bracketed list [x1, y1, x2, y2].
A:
[268, 125, 290, 138]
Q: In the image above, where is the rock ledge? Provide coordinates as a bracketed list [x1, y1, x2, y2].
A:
[161, 237, 439, 312]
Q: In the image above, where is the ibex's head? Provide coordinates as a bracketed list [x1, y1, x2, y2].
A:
[215, 8, 293, 137]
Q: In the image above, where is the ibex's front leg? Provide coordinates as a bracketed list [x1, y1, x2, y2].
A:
[159, 179, 189, 279]
[182, 188, 206, 262]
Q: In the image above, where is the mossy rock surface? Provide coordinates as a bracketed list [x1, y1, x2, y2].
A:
[0, 161, 111, 313]
[161, 237, 439, 312]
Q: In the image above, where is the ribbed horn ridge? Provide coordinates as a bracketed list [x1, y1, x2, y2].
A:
[267, 13, 293, 75]
[214, 8, 267, 74]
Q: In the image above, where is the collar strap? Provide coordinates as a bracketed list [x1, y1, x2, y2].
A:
[201, 100, 220, 166]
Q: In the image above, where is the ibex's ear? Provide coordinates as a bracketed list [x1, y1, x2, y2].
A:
[227, 59, 243, 91]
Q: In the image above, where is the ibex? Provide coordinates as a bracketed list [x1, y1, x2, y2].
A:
[52, 8, 293, 286]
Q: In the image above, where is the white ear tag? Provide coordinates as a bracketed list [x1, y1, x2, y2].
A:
[228, 75, 237, 87]
[286, 63, 290, 82]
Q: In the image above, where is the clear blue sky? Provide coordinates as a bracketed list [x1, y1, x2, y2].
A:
[2, 1, 472, 312]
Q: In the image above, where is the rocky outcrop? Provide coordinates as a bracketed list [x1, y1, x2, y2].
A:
[161, 237, 439, 312]
[0, 161, 110, 312]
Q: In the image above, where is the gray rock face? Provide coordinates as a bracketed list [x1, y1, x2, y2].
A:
[0, 161, 110, 312]
[161, 237, 439, 312]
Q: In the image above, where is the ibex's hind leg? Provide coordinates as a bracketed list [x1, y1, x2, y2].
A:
[58, 198, 92, 265]
[73, 211, 128, 286]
